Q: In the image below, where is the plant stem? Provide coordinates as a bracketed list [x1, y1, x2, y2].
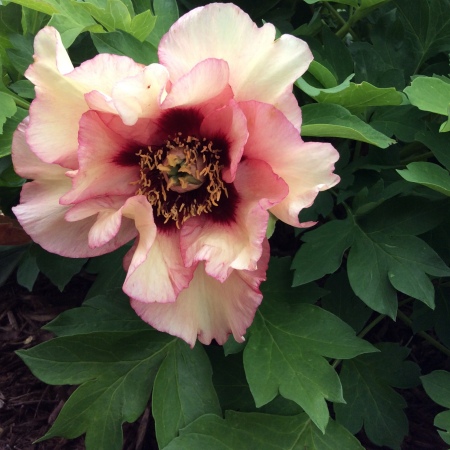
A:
[358, 313, 386, 339]
[14, 97, 30, 110]
[331, 313, 386, 369]
[397, 309, 450, 358]
[323, 1, 347, 27]
[336, 12, 356, 39]
[323, 2, 358, 40]
[401, 151, 434, 165]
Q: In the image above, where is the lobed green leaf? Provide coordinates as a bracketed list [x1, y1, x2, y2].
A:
[164, 412, 364, 450]
[244, 285, 376, 432]
[301, 103, 395, 148]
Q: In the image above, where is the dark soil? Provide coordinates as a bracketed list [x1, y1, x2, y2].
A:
[0, 247, 448, 449]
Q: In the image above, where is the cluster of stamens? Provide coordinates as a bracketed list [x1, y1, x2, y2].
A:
[134, 133, 228, 227]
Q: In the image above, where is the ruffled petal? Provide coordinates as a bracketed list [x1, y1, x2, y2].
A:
[240, 101, 340, 227]
[13, 118, 137, 256]
[65, 196, 137, 249]
[161, 58, 232, 112]
[159, 4, 311, 118]
[111, 63, 169, 126]
[25, 27, 144, 168]
[12, 118, 65, 180]
[13, 179, 135, 257]
[122, 209, 195, 303]
[60, 111, 138, 205]
[200, 100, 248, 183]
[180, 159, 287, 281]
[131, 240, 270, 347]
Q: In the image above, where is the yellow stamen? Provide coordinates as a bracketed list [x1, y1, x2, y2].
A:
[133, 133, 227, 228]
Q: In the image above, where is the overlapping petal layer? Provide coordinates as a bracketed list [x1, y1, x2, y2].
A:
[12, 4, 339, 346]
[131, 240, 270, 346]
[158, 3, 312, 128]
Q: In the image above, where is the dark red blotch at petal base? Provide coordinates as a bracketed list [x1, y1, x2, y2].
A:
[112, 107, 239, 230]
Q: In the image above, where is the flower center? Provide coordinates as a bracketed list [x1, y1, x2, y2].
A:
[157, 137, 205, 193]
[134, 133, 228, 227]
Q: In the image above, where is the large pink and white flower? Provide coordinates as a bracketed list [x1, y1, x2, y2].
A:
[12, 3, 339, 346]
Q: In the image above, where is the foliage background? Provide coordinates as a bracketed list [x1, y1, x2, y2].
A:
[1, 0, 450, 449]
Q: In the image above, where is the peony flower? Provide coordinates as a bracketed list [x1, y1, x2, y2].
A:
[12, 3, 340, 346]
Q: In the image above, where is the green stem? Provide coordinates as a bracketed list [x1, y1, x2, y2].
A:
[332, 313, 386, 369]
[358, 313, 386, 339]
[323, 2, 358, 40]
[323, 1, 346, 26]
[397, 309, 450, 358]
[0, 87, 30, 110]
[401, 151, 434, 165]
[335, 12, 357, 39]
[14, 96, 30, 110]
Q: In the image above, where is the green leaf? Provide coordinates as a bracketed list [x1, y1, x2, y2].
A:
[209, 348, 302, 415]
[292, 219, 355, 286]
[296, 72, 352, 99]
[301, 60, 350, 90]
[164, 412, 364, 450]
[80, 0, 132, 32]
[210, 350, 255, 412]
[0, 107, 28, 158]
[18, 330, 173, 450]
[152, 341, 221, 448]
[85, 245, 129, 298]
[421, 370, 450, 408]
[322, 271, 372, 333]
[0, 244, 28, 286]
[0, 3, 22, 39]
[244, 296, 376, 432]
[299, 191, 334, 222]
[435, 410, 450, 445]
[397, 162, 450, 197]
[44, 290, 150, 336]
[348, 229, 450, 316]
[21, 6, 48, 35]
[417, 127, 450, 171]
[16, 245, 39, 291]
[91, 30, 158, 65]
[315, 81, 404, 111]
[320, 26, 354, 83]
[266, 212, 277, 238]
[350, 42, 405, 90]
[394, 0, 450, 71]
[147, 0, 179, 47]
[421, 370, 450, 444]
[360, 0, 391, 8]
[304, 0, 358, 5]
[404, 76, 450, 116]
[6, 33, 34, 75]
[47, 13, 104, 48]
[357, 196, 448, 236]
[369, 105, 426, 142]
[36, 247, 88, 291]
[129, 9, 157, 41]
[335, 343, 420, 450]
[301, 103, 395, 148]
[0, 92, 17, 134]
[8, 0, 59, 16]
[78, 0, 156, 41]
[266, 257, 328, 303]
[9, 80, 35, 99]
